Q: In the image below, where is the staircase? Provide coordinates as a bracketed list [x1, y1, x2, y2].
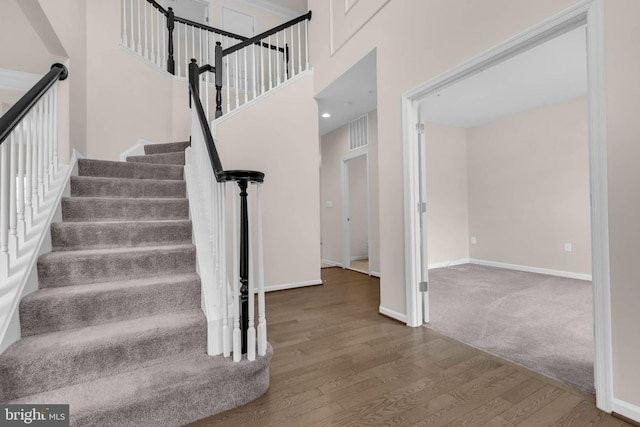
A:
[0, 141, 271, 426]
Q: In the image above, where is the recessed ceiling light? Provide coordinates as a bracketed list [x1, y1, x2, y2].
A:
[322, 113, 331, 118]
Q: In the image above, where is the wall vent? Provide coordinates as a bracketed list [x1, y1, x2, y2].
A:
[349, 114, 368, 151]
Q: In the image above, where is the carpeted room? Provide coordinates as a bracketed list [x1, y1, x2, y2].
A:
[419, 26, 595, 394]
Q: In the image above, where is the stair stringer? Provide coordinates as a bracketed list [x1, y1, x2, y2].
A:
[184, 149, 224, 356]
[0, 150, 85, 354]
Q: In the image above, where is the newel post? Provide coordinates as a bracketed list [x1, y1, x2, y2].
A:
[215, 42, 223, 118]
[167, 7, 176, 75]
[238, 180, 250, 353]
[188, 59, 199, 108]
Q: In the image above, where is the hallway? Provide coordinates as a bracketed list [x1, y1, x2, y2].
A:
[190, 268, 626, 426]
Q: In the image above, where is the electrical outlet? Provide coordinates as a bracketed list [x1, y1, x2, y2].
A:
[471, 237, 477, 245]
[325, 201, 333, 208]
[564, 243, 572, 252]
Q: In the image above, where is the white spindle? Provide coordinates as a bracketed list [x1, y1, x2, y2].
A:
[137, 0, 142, 54]
[31, 108, 38, 213]
[184, 23, 188, 77]
[150, 3, 155, 63]
[232, 185, 241, 362]
[129, 0, 135, 50]
[305, 20, 309, 70]
[252, 44, 257, 100]
[8, 134, 17, 259]
[53, 84, 59, 174]
[243, 48, 248, 104]
[162, 14, 167, 68]
[144, 1, 149, 59]
[176, 22, 181, 76]
[290, 25, 294, 77]
[17, 121, 25, 242]
[276, 32, 280, 85]
[283, 27, 287, 81]
[257, 182, 267, 356]
[48, 92, 54, 185]
[247, 185, 256, 361]
[226, 43, 231, 113]
[260, 40, 265, 95]
[0, 141, 9, 270]
[40, 96, 48, 192]
[122, 0, 128, 46]
[221, 182, 230, 357]
[25, 112, 33, 226]
[297, 23, 302, 75]
[234, 52, 239, 109]
[268, 36, 273, 90]
[37, 102, 44, 206]
[191, 25, 195, 64]
[205, 31, 210, 121]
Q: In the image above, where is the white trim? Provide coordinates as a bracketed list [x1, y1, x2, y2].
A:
[0, 150, 83, 353]
[612, 398, 640, 424]
[428, 258, 470, 270]
[401, 0, 612, 411]
[379, 306, 406, 323]
[119, 138, 154, 161]
[0, 68, 42, 91]
[321, 258, 342, 267]
[350, 255, 368, 261]
[469, 259, 592, 281]
[262, 279, 322, 293]
[228, 0, 301, 19]
[213, 70, 312, 124]
[371, 271, 380, 278]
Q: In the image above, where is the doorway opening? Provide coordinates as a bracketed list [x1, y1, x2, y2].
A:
[342, 152, 370, 274]
[402, 2, 611, 411]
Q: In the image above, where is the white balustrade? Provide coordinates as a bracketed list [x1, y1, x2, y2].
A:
[0, 81, 62, 281]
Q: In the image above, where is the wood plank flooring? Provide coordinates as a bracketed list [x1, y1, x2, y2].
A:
[189, 268, 630, 427]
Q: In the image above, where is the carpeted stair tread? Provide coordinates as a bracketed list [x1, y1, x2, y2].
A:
[126, 152, 185, 165]
[62, 197, 189, 222]
[78, 159, 184, 180]
[143, 141, 190, 155]
[20, 273, 201, 336]
[9, 345, 273, 427]
[37, 244, 196, 288]
[0, 310, 207, 402]
[71, 176, 186, 198]
[51, 220, 193, 251]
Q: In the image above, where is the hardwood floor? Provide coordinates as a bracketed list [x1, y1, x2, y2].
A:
[189, 268, 629, 427]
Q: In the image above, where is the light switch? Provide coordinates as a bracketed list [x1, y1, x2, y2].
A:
[325, 201, 333, 208]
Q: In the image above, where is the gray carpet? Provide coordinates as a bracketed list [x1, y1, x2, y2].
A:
[0, 141, 272, 426]
[427, 263, 594, 393]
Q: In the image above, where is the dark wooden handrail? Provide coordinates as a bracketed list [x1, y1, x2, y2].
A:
[0, 64, 68, 146]
[222, 11, 312, 57]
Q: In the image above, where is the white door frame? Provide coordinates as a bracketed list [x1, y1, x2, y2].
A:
[342, 151, 371, 274]
[401, 0, 612, 412]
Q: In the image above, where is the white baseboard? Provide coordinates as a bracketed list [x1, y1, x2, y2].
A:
[428, 258, 470, 270]
[119, 138, 153, 161]
[469, 259, 592, 281]
[350, 255, 368, 261]
[379, 306, 407, 323]
[612, 397, 640, 423]
[321, 259, 342, 267]
[371, 271, 381, 278]
[262, 279, 323, 293]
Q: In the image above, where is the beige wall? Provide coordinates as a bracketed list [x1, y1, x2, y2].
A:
[320, 110, 380, 273]
[467, 97, 591, 274]
[214, 74, 320, 288]
[425, 122, 469, 265]
[605, 0, 640, 407]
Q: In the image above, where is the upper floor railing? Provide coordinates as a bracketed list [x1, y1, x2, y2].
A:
[0, 64, 68, 280]
[121, 0, 311, 117]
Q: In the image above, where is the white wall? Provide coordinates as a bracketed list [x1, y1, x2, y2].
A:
[467, 97, 591, 275]
[347, 154, 368, 260]
[214, 73, 321, 289]
[320, 110, 380, 273]
[425, 122, 469, 266]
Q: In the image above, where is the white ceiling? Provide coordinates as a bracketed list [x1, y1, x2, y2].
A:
[315, 50, 378, 136]
[315, 26, 587, 137]
[422, 26, 588, 129]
